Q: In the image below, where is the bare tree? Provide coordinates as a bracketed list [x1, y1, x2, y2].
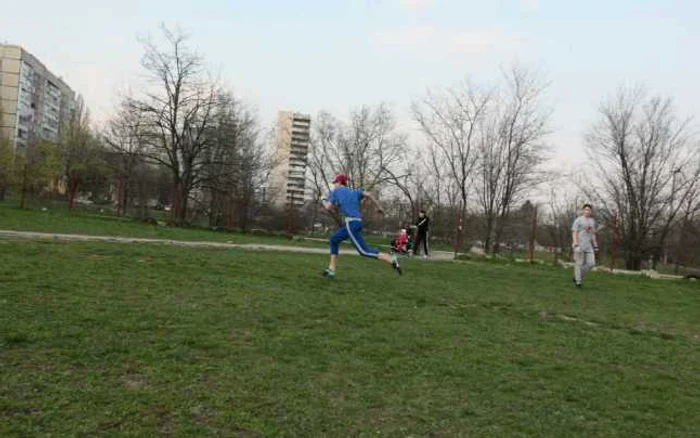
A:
[585, 86, 700, 270]
[343, 104, 406, 191]
[309, 105, 406, 190]
[103, 99, 147, 216]
[60, 97, 102, 209]
[667, 144, 700, 271]
[307, 104, 407, 227]
[413, 80, 491, 253]
[307, 111, 342, 227]
[128, 25, 219, 224]
[543, 186, 582, 262]
[422, 142, 461, 241]
[383, 148, 425, 220]
[477, 66, 551, 254]
[200, 91, 266, 230]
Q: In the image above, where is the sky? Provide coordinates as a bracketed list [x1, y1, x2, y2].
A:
[2, 0, 699, 171]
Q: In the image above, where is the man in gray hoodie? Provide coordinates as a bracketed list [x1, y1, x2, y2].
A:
[572, 203, 599, 288]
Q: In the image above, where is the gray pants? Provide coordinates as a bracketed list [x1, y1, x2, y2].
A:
[574, 251, 596, 283]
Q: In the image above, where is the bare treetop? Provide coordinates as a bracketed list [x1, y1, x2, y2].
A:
[128, 25, 221, 223]
[585, 85, 700, 269]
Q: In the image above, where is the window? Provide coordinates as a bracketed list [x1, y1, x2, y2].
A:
[17, 128, 27, 139]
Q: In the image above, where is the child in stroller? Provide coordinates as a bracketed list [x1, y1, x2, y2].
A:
[391, 224, 415, 255]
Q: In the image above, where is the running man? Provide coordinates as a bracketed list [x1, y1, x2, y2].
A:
[572, 203, 599, 288]
[321, 174, 402, 278]
[413, 209, 430, 258]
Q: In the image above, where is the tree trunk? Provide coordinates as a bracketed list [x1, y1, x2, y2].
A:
[226, 198, 234, 230]
[493, 209, 512, 255]
[68, 179, 79, 210]
[239, 196, 251, 232]
[483, 216, 494, 254]
[493, 224, 504, 254]
[20, 163, 28, 209]
[116, 176, 123, 217]
[122, 179, 129, 217]
[287, 197, 296, 234]
[208, 192, 219, 228]
[627, 258, 642, 271]
[625, 252, 642, 271]
[53, 175, 60, 197]
[172, 179, 189, 225]
[453, 203, 466, 257]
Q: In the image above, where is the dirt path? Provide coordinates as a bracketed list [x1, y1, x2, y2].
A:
[0, 230, 455, 261]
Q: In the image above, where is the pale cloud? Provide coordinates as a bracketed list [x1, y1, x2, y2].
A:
[397, 0, 434, 12]
[372, 25, 524, 56]
[449, 29, 523, 53]
[373, 25, 437, 46]
[520, 0, 539, 12]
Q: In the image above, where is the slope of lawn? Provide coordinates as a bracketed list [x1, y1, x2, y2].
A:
[0, 201, 458, 252]
[0, 202, 327, 247]
[1, 240, 699, 436]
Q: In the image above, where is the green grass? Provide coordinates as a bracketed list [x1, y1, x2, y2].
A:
[2, 240, 699, 436]
[0, 202, 452, 253]
[0, 201, 330, 248]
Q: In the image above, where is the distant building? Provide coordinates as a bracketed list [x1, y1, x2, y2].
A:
[269, 111, 311, 208]
[0, 44, 76, 151]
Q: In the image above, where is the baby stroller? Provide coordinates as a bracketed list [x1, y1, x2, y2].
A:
[391, 226, 416, 256]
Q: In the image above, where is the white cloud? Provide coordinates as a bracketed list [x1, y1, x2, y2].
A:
[374, 25, 437, 46]
[372, 26, 524, 56]
[398, 0, 434, 12]
[520, 0, 539, 12]
[449, 29, 523, 53]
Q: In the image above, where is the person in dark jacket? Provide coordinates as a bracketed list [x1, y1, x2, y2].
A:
[413, 210, 430, 258]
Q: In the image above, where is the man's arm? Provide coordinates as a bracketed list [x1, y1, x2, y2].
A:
[572, 219, 579, 249]
[322, 193, 334, 211]
[363, 192, 384, 214]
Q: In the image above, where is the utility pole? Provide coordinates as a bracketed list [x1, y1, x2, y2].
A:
[610, 211, 619, 272]
[528, 206, 538, 263]
[453, 214, 464, 257]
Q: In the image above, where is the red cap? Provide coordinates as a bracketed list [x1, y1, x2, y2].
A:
[332, 174, 348, 185]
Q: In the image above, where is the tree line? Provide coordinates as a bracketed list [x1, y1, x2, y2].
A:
[0, 26, 698, 271]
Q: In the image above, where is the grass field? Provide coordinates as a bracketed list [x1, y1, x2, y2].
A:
[2, 239, 699, 436]
[0, 202, 419, 252]
[0, 202, 333, 248]
[0, 201, 470, 254]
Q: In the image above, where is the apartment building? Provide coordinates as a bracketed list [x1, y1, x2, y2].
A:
[269, 111, 311, 208]
[0, 44, 76, 151]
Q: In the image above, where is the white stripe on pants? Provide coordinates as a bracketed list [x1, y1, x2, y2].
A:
[574, 251, 596, 282]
